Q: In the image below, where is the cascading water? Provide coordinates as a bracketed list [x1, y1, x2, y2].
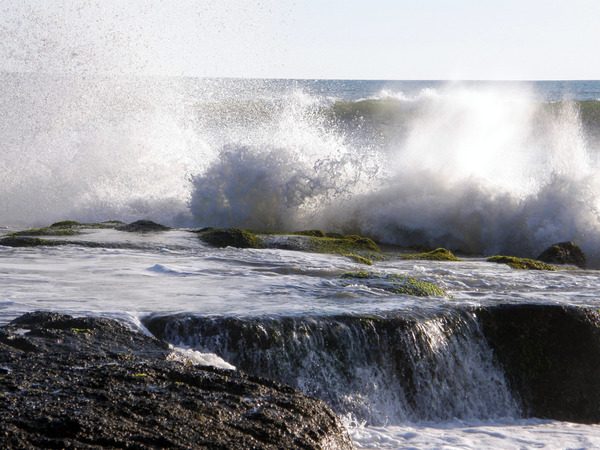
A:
[144, 310, 520, 426]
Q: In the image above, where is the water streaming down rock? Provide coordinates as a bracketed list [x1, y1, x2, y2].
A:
[145, 309, 520, 425]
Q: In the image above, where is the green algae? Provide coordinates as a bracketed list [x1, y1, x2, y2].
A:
[400, 248, 460, 261]
[343, 253, 373, 265]
[341, 270, 371, 279]
[341, 271, 447, 297]
[309, 234, 380, 253]
[487, 255, 558, 271]
[71, 328, 91, 334]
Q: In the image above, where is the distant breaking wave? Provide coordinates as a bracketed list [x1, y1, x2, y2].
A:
[2, 75, 600, 264]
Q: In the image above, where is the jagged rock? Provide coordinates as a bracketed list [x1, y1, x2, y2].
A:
[117, 220, 171, 232]
[0, 312, 353, 449]
[476, 304, 600, 422]
[537, 241, 586, 268]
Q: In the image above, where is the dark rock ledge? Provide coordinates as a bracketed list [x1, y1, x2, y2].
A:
[0, 312, 353, 449]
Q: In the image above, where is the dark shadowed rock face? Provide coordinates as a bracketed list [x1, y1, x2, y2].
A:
[0, 312, 353, 450]
[537, 241, 586, 268]
[117, 220, 171, 232]
[476, 304, 600, 423]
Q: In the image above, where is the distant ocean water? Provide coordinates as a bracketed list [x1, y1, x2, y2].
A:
[3, 75, 600, 449]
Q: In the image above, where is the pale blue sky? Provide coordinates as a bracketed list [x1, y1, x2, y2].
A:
[1, 0, 599, 79]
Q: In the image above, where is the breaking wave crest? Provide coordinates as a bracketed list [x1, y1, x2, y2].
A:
[3, 76, 600, 264]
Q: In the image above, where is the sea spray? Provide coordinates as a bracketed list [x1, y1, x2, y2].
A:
[3, 77, 600, 266]
[0, 74, 207, 226]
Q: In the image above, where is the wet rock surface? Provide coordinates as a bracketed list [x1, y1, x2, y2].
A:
[0, 312, 353, 449]
[116, 220, 171, 232]
[537, 241, 586, 268]
[476, 304, 600, 423]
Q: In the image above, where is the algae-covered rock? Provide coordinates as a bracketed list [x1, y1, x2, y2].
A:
[400, 248, 460, 261]
[344, 253, 373, 265]
[537, 241, 586, 268]
[0, 236, 60, 247]
[0, 312, 353, 449]
[259, 232, 380, 264]
[341, 271, 447, 297]
[199, 228, 261, 248]
[50, 220, 81, 228]
[310, 234, 380, 254]
[116, 220, 171, 232]
[10, 226, 80, 236]
[292, 229, 326, 237]
[487, 255, 558, 271]
[9, 220, 129, 237]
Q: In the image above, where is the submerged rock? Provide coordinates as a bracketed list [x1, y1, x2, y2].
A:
[341, 271, 447, 297]
[537, 241, 586, 268]
[0, 312, 353, 449]
[261, 233, 380, 259]
[487, 255, 558, 270]
[198, 228, 261, 248]
[117, 220, 171, 232]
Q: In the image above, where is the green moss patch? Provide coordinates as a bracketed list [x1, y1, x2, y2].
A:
[309, 234, 380, 254]
[198, 228, 261, 249]
[487, 255, 558, 271]
[341, 271, 447, 297]
[400, 248, 460, 261]
[307, 234, 380, 265]
[343, 253, 373, 265]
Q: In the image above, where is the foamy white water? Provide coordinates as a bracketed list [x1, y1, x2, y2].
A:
[347, 419, 600, 450]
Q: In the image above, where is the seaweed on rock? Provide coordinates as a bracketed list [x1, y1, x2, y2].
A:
[487, 255, 558, 271]
[400, 248, 460, 261]
[341, 271, 447, 297]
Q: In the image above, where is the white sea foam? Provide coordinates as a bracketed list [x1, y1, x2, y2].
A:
[167, 345, 236, 371]
[345, 419, 600, 450]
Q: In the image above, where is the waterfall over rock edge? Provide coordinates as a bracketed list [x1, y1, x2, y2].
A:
[145, 305, 600, 425]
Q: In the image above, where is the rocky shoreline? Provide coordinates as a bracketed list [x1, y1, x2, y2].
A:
[0, 312, 353, 449]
